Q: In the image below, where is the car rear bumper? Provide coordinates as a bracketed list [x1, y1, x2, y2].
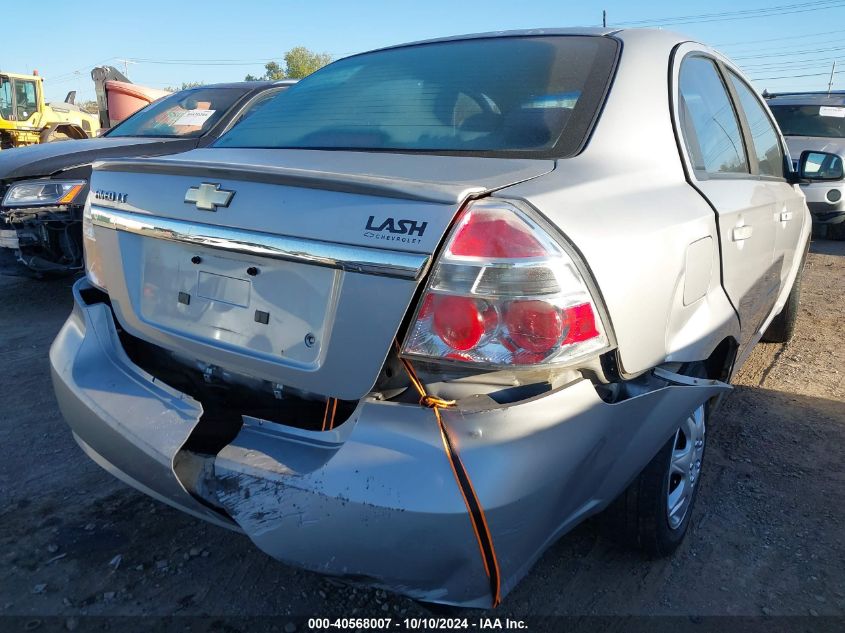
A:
[51, 277, 728, 607]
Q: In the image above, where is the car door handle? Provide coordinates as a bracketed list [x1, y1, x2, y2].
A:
[780, 210, 793, 222]
[732, 225, 753, 241]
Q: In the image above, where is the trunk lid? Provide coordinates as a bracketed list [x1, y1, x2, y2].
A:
[89, 148, 554, 400]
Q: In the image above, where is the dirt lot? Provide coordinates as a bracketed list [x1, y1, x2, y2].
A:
[0, 241, 843, 630]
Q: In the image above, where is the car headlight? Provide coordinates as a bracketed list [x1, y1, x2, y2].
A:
[2, 180, 86, 207]
[82, 196, 107, 292]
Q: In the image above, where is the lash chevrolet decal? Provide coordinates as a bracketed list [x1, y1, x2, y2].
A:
[364, 215, 428, 244]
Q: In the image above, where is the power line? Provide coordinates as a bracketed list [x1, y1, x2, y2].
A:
[116, 58, 137, 78]
[129, 57, 272, 64]
[715, 29, 841, 47]
[741, 63, 844, 77]
[738, 55, 845, 70]
[718, 34, 845, 56]
[613, 0, 845, 26]
[715, 28, 845, 47]
[45, 57, 118, 82]
[749, 68, 845, 81]
[128, 59, 271, 66]
[733, 44, 845, 60]
[740, 62, 837, 72]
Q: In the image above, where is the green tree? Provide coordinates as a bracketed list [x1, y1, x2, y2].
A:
[163, 81, 205, 92]
[244, 47, 331, 81]
[283, 46, 332, 79]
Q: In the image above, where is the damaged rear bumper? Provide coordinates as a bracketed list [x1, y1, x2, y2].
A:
[51, 278, 729, 607]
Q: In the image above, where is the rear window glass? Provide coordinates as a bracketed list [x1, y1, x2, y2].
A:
[107, 87, 245, 138]
[769, 104, 845, 138]
[216, 36, 619, 157]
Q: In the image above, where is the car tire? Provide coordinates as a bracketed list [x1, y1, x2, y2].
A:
[761, 268, 801, 343]
[601, 398, 708, 558]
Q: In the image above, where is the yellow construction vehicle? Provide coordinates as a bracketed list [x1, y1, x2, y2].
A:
[0, 71, 100, 149]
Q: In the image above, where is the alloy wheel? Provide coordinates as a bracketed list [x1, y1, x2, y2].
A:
[666, 404, 706, 530]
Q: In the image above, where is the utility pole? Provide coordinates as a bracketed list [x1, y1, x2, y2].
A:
[602, 10, 607, 27]
[828, 60, 836, 95]
[116, 58, 136, 79]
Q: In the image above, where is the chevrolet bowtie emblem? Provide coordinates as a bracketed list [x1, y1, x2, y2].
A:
[184, 183, 234, 211]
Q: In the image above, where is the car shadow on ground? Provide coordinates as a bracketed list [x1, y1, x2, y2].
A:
[809, 238, 845, 256]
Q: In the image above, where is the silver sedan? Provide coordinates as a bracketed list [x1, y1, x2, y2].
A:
[51, 28, 816, 608]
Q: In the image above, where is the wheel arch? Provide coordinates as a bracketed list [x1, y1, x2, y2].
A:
[703, 336, 739, 382]
[39, 123, 89, 143]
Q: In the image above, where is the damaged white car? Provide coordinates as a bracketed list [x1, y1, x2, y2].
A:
[51, 28, 819, 607]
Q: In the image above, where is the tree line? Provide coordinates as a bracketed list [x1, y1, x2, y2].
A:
[245, 46, 332, 81]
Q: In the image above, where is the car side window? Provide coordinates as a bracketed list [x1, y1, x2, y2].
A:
[0, 77, 12, 119]
[728, 73, 785, 178]
[678, 56, 748, 175]
[229, 88, 285, 128]
[15, 79, 38, 120]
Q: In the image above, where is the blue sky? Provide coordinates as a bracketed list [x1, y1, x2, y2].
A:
[4, 0, 845, 103]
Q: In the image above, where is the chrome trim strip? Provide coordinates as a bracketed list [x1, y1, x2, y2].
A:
[91, 207, 429, 281]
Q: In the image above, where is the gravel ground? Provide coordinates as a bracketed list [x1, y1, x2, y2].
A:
[0, 241, 843, 631]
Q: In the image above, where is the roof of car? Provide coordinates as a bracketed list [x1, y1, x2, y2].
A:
[349, 27, 699, 59]
[413, 27, 617, 44]
[763, 92, 845, 106]
[181, 79, 297, 91]
[366, 27, 615, 52]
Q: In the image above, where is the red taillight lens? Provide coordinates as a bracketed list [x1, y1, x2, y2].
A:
[402, 199, 608, 368]
[449, 210, 547, 258]
[432, 296, 485, 351]
[562, 303, 599, 345]
[505, 300, 563, 353]
[431, 296, 498, 351]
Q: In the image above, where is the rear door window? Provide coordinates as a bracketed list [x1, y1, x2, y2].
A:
[678, 56, 748, 175]
[728, 73, 785, 178]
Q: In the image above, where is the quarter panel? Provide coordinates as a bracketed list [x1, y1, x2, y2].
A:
[495, 28, 740, 374]
[499, 168, 736, 375]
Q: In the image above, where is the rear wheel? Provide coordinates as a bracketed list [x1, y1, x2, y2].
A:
[601, 400, 707, 557]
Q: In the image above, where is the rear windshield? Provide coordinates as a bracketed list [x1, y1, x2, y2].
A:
[215, 36, 619, 158]
[107, 87, 245, 138]
[769, 104, 845, 138]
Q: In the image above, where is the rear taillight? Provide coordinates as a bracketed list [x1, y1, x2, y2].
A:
[401, 199, 609, 368]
